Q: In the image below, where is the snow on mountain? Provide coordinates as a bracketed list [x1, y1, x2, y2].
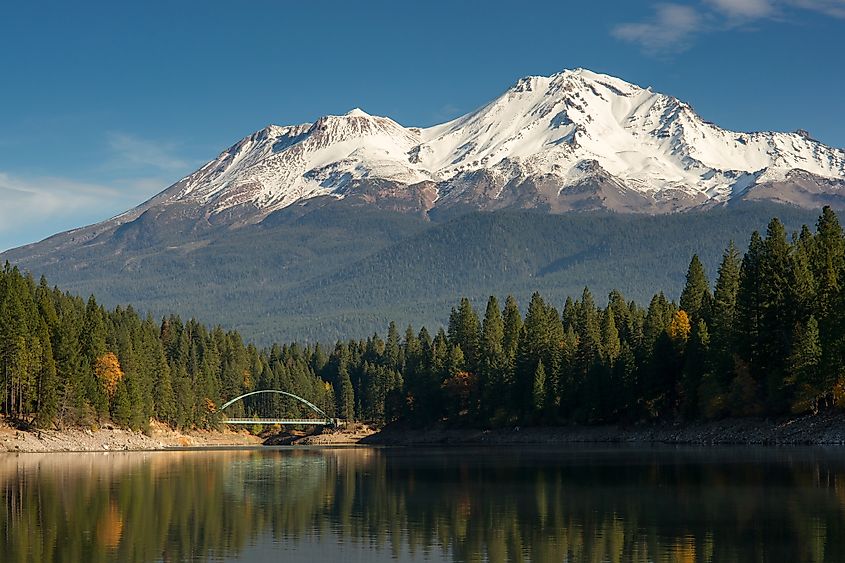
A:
[139, 68, 845, 218]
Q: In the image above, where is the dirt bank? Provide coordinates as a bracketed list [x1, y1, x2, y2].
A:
[363, 412, 845, 446]
[0, 421, 263, 453]
[262, 424, 376, 446]
[8, 413, 845, 452]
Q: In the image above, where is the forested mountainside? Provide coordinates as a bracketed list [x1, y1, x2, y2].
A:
[2, 207, 843, 429]
[4, 67, 844, 344]
[0, 202, 821, 344]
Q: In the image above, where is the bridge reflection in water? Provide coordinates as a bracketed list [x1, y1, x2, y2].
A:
[4, 447, 845, 563]
[219, 389, 340, 427]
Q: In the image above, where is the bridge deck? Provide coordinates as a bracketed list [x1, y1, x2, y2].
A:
[222, 418, 332, 426]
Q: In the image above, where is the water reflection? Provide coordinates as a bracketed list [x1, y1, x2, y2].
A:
[3, 446, 845, 562]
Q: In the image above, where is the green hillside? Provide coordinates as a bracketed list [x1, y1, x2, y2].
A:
[2, 202, 821, 344]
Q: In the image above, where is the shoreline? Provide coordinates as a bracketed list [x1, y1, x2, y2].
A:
[7, 412, 845, 452]
[0, 421, 376, 453]
[0, 421, 264, 453]
[363, 412, 845, 446]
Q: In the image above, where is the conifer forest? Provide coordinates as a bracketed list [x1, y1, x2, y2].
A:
[2, 207, 844, 430]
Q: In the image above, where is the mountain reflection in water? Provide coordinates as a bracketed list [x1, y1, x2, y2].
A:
[2, 446, 845, 562]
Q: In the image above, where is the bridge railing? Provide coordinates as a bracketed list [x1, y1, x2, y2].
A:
[218, 389, 340, 427]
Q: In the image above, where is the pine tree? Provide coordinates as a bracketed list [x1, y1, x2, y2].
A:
[812, 206, 844, 322]
[681, 319, 709, 418]
[787, 316, 823, 413]
[679, 254, 711, 322]
[337, 364, 355, 421]
[153, 346, 176, 424]
[532, 360, 546, 419]
[607, 290, 632, 343]
[34, 320, 57, 426]
[600, 309, 621, 366]
[575, 288, 601, 380]
[479, 296, 505, 417]
[111, 379, 131, 427]
[447, 298, 481, 374]
[811, 207, 845, 391]
[758, 218, 794, 410]
[502, 296, 522, 365]
[710, 241, 741, 388]
[384, 321, 402, 371]
[81, 296, 109, 417]
[736, 232, 765, 379]
[643, 292, 672, 352]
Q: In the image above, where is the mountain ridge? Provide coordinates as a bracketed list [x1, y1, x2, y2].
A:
[116, 67, 844, 222]
[2, 68, 843, 342]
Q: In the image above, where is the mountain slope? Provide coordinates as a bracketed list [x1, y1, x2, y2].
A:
[3, 68, 843, 342]
[100, 68, 845, 224]
[2, 202, 820, 343]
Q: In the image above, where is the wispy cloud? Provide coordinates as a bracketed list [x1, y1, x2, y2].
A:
[706, 0, 775, 18]
[0, 171, 167, 249]
[614, 0, 845, 54]
[0, 173, 122, 216]
[0, 130, 201, 249]
[611, 4, 702, 54]
[789, 0, 845, 17]
[104, 132, 193, 173]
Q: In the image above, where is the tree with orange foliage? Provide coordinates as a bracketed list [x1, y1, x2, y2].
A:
[95, 352, 124, 398]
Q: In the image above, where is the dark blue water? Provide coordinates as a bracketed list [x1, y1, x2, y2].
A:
[3, 445, 844, 562]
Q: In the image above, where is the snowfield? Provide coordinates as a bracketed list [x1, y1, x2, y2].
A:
[135, 68, 845, 218]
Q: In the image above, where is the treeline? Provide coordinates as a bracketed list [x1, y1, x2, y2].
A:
[0, 270, 334, 429]
[322, 206, 845, 425]
[1, 207, 844, 429]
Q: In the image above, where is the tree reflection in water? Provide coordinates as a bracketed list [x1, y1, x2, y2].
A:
[2, 446, 845, 562]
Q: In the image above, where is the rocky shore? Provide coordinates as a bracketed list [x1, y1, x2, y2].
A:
[8, 413, 845, 453]
[0, 421, 263, 453]
[363, 412, 845, 446]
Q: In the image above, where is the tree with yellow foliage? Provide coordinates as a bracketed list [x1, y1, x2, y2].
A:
[95, 352, 124, 399]
[667, 310, 691, 343]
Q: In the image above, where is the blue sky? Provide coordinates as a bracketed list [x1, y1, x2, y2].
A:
[1, 0, 843, 251]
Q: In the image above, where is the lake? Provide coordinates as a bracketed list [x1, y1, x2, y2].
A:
[2, 445, 844, 562]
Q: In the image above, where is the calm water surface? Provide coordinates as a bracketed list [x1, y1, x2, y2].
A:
[3, 445, 845, 562]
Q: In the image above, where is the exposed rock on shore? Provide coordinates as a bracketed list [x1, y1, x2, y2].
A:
[7, 413, 845, 453]
[363, 412, 845, 446]
[0, 421, 262, 453]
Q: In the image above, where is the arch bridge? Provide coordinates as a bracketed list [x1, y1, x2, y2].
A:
[219, 390, 340, 427]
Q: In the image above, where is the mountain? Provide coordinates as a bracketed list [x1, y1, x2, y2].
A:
[109, 68, 844, 224]
[2, 68, 842, 342]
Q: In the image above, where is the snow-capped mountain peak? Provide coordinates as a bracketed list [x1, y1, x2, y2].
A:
[137, 68, 845, 219]
[344, 107, 371, 118]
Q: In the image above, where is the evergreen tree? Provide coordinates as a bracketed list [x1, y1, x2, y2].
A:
[336, 363, 355, 421]
[502, 296, 522, 365]
[757, 218, 794, 410]
[111, 379, 131, 427]
[447, 298, 481, 374]
[736, 232, 765, 379]
[480, 296, 505, 417]
[709, 241, 741, 391]
[600, 309, 621, 366]
[787, 316, 823, 413]
[532, 360, 546, 420]
[681, 319, 709, 419]
[384, 321, 402, 371]
[679, 254, 711, 322]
